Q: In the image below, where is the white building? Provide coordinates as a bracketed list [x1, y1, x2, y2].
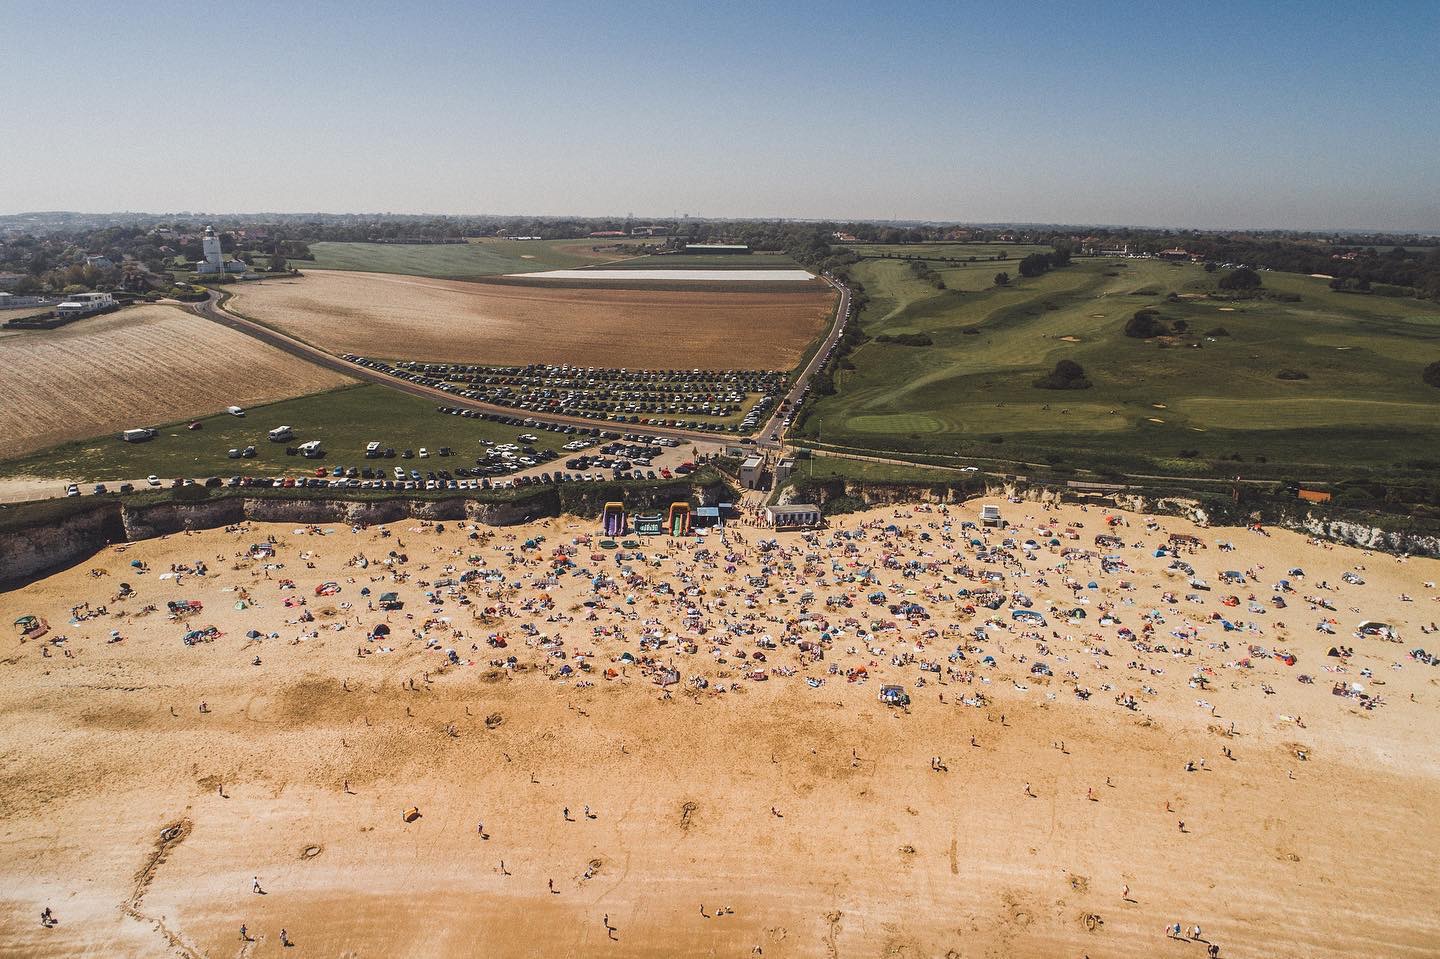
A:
[766, 504, 822, 529]
[56, 291, 116, 318]
[740, 454, 764, 490]
[195, 225, 247, 274]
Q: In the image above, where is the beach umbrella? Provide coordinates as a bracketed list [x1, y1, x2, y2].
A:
[246, 629, 262, 639]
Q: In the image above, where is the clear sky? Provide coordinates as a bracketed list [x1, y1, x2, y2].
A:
[2, 0, 1437, 230]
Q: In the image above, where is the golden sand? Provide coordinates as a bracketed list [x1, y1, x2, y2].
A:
[2, 500, 1438, 957]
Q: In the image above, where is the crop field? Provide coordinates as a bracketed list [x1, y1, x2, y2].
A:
[229, 270, 836, 370]
[0, 305, 352, 460]
[290, 237, 649, 279]
[0, 384, 554, 482]
[592, 251, 802, 269]
[797, 257, 1440, 479]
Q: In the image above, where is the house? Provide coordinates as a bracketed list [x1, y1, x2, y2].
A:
[1158, 248, 1190, 261]
[56, 291, 116, 318]
[85, 254, 115, 270]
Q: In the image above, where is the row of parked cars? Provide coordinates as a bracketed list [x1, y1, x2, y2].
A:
[434, 406, 685, 449]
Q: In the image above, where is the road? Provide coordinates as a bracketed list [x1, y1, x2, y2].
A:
[757, 275, 849, 448]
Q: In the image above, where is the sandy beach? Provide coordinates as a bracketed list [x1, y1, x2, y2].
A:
[2, 499, 1438, 958]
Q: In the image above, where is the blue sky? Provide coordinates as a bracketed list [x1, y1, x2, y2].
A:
[2, 0, 1437, 230]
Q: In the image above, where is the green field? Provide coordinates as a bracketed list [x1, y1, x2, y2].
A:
[790, 455, 968, 485]
[289, 237, 649, 279]
[797, 256, 1440, 479]
[0, 385, 567, 482]
[844, 242, 1053, 262]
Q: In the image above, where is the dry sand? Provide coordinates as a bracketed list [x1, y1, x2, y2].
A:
[0, 306, 352, 459]
[2, 500, 1438, 958]
[228, 271, 835, 370]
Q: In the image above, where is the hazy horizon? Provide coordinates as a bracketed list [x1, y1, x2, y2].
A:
[3, 1, 1437, 232]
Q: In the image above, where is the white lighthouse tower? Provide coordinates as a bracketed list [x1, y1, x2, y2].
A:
[201, 226, 224, 272]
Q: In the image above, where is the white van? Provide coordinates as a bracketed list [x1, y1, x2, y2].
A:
[121, 428, 157, 443]
[298, 440, 324, 458]
[365, 441, 381, 458]
[227, 406, 246, 417]
[268, 426, 294, 442]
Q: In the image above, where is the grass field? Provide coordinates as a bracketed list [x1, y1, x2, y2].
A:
[843, 242, 1053, 262]
[790, 455, 967, 485]
[797, 256, 1440, 479]
[0, 384, 569, 482]
[229, 270, 835, 370]
[288, 237, 649, 279]
[0, 305, 352, 460]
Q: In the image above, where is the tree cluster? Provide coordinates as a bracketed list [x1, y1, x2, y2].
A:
[1034, 359, 1092, 390]
[1218, 267, 1262, 291]
[1017, 246, 1072, 278]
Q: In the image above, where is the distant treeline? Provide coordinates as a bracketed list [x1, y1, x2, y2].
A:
[3, 213, 1438, 300]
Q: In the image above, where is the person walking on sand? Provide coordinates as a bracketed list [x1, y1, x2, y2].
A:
[252, 876, 263, 894]
[240, 924, 249, 941]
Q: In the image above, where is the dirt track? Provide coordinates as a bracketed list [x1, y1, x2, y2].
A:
[228, 271, 835, 370]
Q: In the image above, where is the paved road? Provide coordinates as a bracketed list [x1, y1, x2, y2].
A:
[758, 275, 850, 448]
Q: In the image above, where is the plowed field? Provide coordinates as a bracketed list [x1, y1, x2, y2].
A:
[228, 271, 834, 370]
[0, 305, 352, 458]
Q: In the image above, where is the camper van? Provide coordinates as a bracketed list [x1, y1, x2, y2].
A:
[121, 428, 157, 443]
[297, 440, 324, 459]
[227, 406, 246, 417]
[268, 426, 294, 443]
[365, 441, 382, 458]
